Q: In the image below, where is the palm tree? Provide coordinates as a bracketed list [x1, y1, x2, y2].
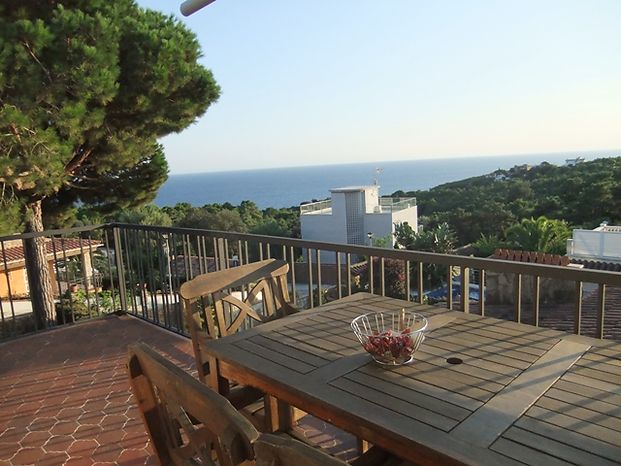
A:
[505, 216, 571, 254]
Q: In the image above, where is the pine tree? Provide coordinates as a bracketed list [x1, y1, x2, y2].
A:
[0, 1, 220, 326]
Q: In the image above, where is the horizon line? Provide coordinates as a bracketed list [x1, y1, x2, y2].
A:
[167, 148, 621, 176]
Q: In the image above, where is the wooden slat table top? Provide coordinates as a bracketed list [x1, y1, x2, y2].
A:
[204, 293, 621, 466]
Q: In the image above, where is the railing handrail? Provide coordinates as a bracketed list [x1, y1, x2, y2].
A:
[300, 199, 332, 214]
[108, 223, 621, 286]
[2, 221, 619, 285]
[379, 197, 416, 206]
[3, 221, 620, 342]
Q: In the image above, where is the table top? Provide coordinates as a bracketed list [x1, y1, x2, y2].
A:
[204, 293, 621, 466]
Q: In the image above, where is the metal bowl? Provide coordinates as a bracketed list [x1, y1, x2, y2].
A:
[351, 309, 428, 365]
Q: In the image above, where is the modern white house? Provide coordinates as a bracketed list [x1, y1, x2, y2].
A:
[300, 186, 417, 263]
[567, 223, 621, 263]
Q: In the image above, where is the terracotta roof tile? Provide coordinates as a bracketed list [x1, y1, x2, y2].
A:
[1, 238, 102, 264]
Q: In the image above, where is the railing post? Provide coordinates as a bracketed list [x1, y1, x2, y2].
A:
[514, 273, 522, 323]
[460, 266, 470, 314]
[113, 226, 128, 312]
[316, 249, 322, 306]
[532, 276, 540, 327]
[597, 284, 606, 339]
[574, 281, 583, 335]
[479, 269, 486, 316]
[447, 267, 453, 310]
[417, 262, 424, 305]
[216, 238, 227, 270]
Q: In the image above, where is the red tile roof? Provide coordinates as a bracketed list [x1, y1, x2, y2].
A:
[493, 249, 570, 266]
[1, 238, 103, 265]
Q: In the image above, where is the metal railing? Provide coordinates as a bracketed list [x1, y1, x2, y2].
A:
[1, 223, 620, 341]
[299, 199, 332, 215]
[300, 197, 416, 215]
[378, 197, 417, 212]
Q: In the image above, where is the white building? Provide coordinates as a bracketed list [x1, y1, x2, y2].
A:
[565, 157, 585, 166]
[567, 223, 621, 263]
[300, 186, 417, 263]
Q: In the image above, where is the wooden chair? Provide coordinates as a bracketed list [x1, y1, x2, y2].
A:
[180, 259, 302, 430]
[127, 342, 259, 466]
[180, 259, 298, 384]
[255, 433, 412, 466]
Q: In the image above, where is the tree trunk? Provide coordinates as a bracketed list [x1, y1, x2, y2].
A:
[23, 200, 55, 329]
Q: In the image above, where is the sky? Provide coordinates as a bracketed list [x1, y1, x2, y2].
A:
[136, 0, 621, 174]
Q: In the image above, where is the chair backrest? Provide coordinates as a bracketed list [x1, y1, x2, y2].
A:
[127, 342, 259, 466]
[180, 259, 297, 382]
[254, 433, 348, 466]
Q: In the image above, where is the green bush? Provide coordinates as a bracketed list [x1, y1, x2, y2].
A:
[55, 288, 124, 324]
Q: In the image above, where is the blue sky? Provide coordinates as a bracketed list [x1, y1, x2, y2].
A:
[137, 0, 621, 174]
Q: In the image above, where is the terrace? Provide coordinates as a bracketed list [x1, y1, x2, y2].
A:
[0, 223, 620, 464]
[300, 197, 416, 215]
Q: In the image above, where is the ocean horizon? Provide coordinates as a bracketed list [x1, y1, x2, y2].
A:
[155, 150, 619, 209]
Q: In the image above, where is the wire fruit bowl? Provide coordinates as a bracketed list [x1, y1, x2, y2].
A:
[351, 309, 428, 365]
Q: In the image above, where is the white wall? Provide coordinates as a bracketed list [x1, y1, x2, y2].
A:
[300, 214, 345, 244]
[364, 213, 392, 244]
[331, 191, 346, 218]
[300, 213, 347, 264]
[363, 186, 379, 213]
[569, 229, 621, 262]
[392, 206, 418, 233]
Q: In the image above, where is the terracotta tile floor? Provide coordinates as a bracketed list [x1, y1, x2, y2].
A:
[0, 315, 356, 465]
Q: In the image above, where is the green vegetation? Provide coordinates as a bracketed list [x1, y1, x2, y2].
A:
[393, 157, 621, 246]
[471, 216, 572, 256]
[394, 222, 457, 254]
[85, 200, 301, 239]
[504, 217, 571, 255]
[0, 1, 219, 325]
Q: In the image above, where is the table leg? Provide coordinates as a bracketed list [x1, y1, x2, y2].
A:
[208, 355, 230, 396]
[264, 394, 294, 432]
[357, 438, 370, 454]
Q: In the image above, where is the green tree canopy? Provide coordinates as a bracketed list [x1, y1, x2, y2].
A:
[116, 204, 172, 227]
[0, 0, 219, 232]
[0, 1, 219, 325]
[177, 208, 248, 233]
[396, 157, 621, 244]
[394, 222, 456, 254]
[505, 216, 571, 255]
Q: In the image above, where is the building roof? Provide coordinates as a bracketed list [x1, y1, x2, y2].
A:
[330, 186, 377, 193]
[597, 225, 621, 232]
[493, 249, 571, 266]
[1, 238, 103, 266]
[572, 258, 621, 273]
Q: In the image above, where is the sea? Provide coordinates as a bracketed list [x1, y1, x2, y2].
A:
[154, 150, 619, 209]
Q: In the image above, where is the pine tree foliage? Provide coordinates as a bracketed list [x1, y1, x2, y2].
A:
[0, 0, 220, 232]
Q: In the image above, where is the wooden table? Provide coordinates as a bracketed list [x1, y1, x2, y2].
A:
[204, 293, 621, 466]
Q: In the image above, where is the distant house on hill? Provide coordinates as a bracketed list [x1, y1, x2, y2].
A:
[565, 156, 585, 166]
[300, 186, 417, 263]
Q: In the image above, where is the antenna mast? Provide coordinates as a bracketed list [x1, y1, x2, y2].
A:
[373, 167, 384, 186]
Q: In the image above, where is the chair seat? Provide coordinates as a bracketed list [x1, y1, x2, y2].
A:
[257, 432, 417, 466]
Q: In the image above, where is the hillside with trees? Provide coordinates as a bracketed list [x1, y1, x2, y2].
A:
[391, 157, 621, 246]
[77, 201, 301, 239]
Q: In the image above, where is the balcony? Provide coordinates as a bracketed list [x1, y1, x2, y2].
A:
[300, 197, 416, 215]
[1, 223, 620, 463]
